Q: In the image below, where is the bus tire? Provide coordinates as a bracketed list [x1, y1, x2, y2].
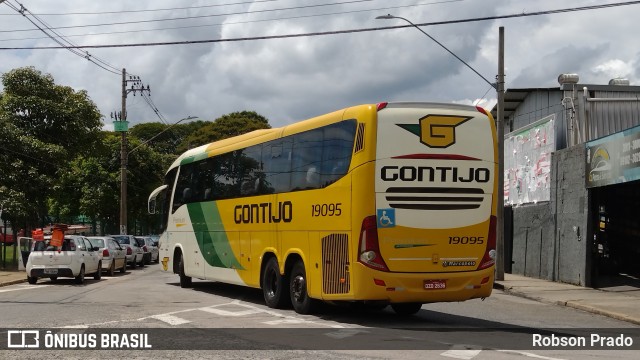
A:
[262, 257, 288, 309]
[178, 254, 192, 288]
[289, 260, 317, 314]
[391, 302, 422, 316]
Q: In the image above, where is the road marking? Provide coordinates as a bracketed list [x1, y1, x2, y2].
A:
[497, 350, 567, 360]
[199, 306, 262, 317]
[150, 314, 191, 325]
[441, 349, 482, 359]
[0, 284, 50, 293]
[324, 329, 370, 339]
[263, 319, 311, 325]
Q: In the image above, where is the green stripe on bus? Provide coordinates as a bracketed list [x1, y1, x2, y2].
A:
[187, 202, 244, 270]
[180, 152, 209, 166]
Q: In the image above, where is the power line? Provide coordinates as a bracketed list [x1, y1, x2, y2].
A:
[3, 1, 120, 74]
[0, 0, 284, 16]
[3, 0, 639, 50]
[0, 0, 462, 41]
[2, 0, 386, 32]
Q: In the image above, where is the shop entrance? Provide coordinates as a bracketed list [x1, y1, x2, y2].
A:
[590, 180, 640, 287]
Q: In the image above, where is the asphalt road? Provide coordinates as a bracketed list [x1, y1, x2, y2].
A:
[1, 264, 638, 359]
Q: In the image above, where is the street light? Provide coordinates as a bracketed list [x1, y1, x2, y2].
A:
[117, 115, 198, 236]
[376, 14, 506, 281]
[375, 14, 496, 89]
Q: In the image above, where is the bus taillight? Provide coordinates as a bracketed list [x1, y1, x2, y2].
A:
[376, 102, 388, 111]
[477, 215, 497, 270]
[358, 215, 389, 272]
[475, 105, 489, 116]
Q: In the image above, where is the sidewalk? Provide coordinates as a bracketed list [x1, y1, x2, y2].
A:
[0, 270, 27, 287]
[1, 270, 639, 325]
[494, 273, 640, 326]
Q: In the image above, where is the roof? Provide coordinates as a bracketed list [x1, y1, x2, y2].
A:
[490, 83, 640, 123]
[491, 87, 558, 123]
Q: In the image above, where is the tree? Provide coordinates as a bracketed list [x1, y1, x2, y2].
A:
[0, 67, 102, 232]
[129, 120, 209, 155]
[1, 67, 102, 156]
[177, 111, 270, 153]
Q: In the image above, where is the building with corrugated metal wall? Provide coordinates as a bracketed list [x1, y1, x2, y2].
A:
[491, 74, 640, 288]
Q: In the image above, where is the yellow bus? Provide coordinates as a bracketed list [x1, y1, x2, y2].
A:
[148, 102, 497, 315]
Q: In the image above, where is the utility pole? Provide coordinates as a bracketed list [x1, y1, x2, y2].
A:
[496, 27, 505, 281]
[114, 68, 150, 235]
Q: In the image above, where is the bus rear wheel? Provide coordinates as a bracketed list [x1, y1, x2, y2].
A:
[178, 254, 192, 288]
[262, 257, 288, 309]
[391, 302, 422, 316]
[289, 260, 317, 314]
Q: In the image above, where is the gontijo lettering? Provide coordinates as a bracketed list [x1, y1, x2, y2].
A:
[234, 201, 293, 224]
[381, 166, 490, 183]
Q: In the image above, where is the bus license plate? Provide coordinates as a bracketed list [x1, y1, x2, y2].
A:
[44, 268, 58, 275]
[424, 280, 446, 290]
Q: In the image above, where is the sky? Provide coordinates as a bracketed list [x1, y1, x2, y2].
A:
[1, 0, 640, 130]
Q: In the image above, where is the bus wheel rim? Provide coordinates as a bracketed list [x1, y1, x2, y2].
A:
[292, 275, 305, 302]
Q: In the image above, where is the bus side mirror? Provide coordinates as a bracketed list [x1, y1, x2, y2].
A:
[148, 198, 157, 215]
[148, 185, 168, 215]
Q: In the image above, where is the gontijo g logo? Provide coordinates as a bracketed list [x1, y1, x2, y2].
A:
[397, 115, 472, 148]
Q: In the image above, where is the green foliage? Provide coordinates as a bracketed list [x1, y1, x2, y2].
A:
[1, 66, 272, 235]
[1, 67, 102, 157]
[177, 111, 271, 153]
[0, 67, 102, 229]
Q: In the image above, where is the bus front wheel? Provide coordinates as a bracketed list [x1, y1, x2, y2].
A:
[289, 260, 317, 314]
[178, 254, 192, 288]
[262, 257, 288, 309]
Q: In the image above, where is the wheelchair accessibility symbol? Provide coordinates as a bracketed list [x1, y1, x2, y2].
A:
[377, 209, 395, 228]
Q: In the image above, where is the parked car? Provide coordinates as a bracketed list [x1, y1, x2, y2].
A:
[26, 235, 102, 284]
[109, 235, 144, 268]
[139, 236, 159, 264]
[87, 236, 127, 276]
[133, 237, 150, 265]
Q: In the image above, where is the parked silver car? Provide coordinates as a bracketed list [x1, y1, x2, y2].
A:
[87, 236, 127, 276]
[140, 236, 159, 264]
[134, 236, 152, 265]
[109, 234, 144, 268]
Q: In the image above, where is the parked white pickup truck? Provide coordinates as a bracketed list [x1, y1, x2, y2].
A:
[26, 235, 102, 284]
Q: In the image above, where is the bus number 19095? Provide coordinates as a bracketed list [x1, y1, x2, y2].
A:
[448, 236, 484, 244]
[311, 203, 342, 217]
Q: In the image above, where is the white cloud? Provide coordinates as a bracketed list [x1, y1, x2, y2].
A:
[592, 59, 634, 80]
[1, 0, 640, 128]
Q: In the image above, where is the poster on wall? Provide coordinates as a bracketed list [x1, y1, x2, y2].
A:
[586, 124, 640, 188]
[504, 114, 555, 205]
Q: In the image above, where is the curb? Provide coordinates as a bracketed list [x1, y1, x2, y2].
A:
[496, 284, 640, 327]
[563, 301, 640, 327]
[492, 282, 505, 290]
[0, 278, 27, 287]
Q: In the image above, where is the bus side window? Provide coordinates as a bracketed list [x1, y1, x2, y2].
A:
[320, 120, 356, 187]
[183, 188, 192, 203]
[263, 138, 291, 193]
[291, 128, 323, 190]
